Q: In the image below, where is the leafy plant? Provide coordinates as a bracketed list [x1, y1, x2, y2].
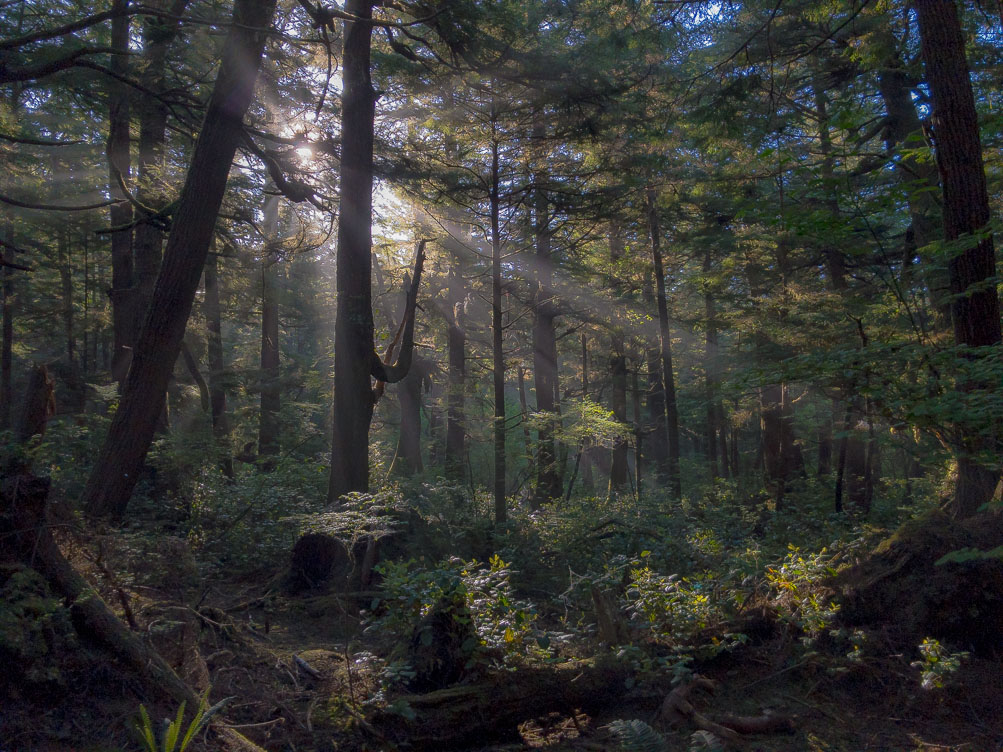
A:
[606, 719, 668, 752]
[911, 637, 968, 690]
[132, 693, 230, 752]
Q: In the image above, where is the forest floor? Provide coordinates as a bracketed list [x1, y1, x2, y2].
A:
[3, 483, 1002, 752]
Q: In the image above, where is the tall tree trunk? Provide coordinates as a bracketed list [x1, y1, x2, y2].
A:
[647, 189, 681, 498]
[107, 0, 134, 385]
[82, 233, 89, 375]
[531, 175, 561, 505]
[58, 227, 74, 366]
[871, 26, 947, 320]
[578, 332, 595, 495]
[328, 0, 378, 502]
[392, 358, 425, 476]
[915, 0, 1003, 519]
[204, 249, 232, 477]
[445, 262, 466, 480]
[812, 81, 848, 291]
[703, 246, 720, 480]
[490, 132, 506, 524]
[643, 270, 668, 475]
[82, 0, 277, 519]
[0, 215, 14, 430]
[258, 193, 280, 467]
[133, 0, 191, 327]
[607, 222, 628, 497]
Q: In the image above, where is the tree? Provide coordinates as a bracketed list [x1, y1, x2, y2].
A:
[914, 0, 1002, 519]
[83, 0, 278, 519]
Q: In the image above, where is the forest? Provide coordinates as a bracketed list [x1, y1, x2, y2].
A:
[1, 0, 1001, 749]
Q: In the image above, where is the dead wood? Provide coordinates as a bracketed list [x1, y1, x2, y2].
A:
[659, 674, 793, 746]
[591, 584, 629, 646]
[0, 471, 265, 752]
[367, 657, 631, 750]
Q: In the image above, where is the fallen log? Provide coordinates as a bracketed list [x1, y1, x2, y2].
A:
[367, 657, 631, 750]
[0, 471, 265, 752]
[659, 675, 794, 747]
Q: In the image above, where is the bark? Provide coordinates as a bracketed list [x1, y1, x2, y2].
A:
[915, 0, 1003, 519]
[760, 383, 804, 509]
[642, 267, 668, 475]
[647, 189, 680, 498]
[817, 399, 834, 477]
[607, 224, 628, 496]
[531, 177, 562, 505]
[368, 659, 631, 750]
[82, 0, 277, 519]
[813, 82, 848, 291]
[179, 340, 209, 413]
[106, 0, 134, 385]
[871, 26, 947, 319]
[517, 363, 532, 471]
[133, 0, 191, 324]
[328, 0, 378, 503]
[57, 227, 75, 365]
[444, 263, 465, 480]
[204, 250, 232, 476]
[258, 194, 280, 467]
[490, 133, 506, 524]
[1, 472, 266, 751]
[703, 246, 720, 480]
[391, 358, 425, 476]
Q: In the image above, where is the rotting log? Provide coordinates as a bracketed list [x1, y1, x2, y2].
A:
[0, 472, 266, 752]
[367, 657, 631, 750]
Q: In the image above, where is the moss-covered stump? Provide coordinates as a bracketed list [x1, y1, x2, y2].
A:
[834, 511, 1003, 654]
[287, 533, 351, 592]
[367, 657, 631, 750]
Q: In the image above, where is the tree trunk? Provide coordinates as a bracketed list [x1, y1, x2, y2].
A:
[58, 227, 75, 366]
[703, 246, 720, 480]
[871, 25, 947, 320]
[647, 188, 681, 498]
[82, 0, 277, 519]
[812, 81, 848, 291]
[915, 0, 1003, 519]
[204, 249, 232, 476]
[258, 193, 280, 468]
[132, 0, 191, 326]
[531, 181, 562, 505]
[1, 218, 13, 430]
[392, 358, 425, 476]
[608, 340, 628, 497]
[490, 133, 506, 524]
[328, 0, 378, 503]
[445, 263, 466, 480]
[107, 0, 134, 385]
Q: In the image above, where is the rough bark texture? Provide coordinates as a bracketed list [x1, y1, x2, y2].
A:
[82, 0, 277, 519]
[328, 0, 377, 503]
[915, 0, 1003, 519]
